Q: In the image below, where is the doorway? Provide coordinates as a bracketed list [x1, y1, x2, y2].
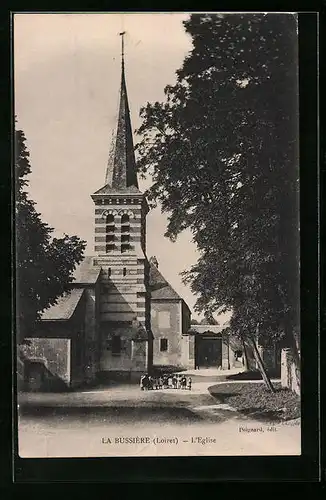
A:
[196, 336, 222, 368]
[25, 361, 44, 391]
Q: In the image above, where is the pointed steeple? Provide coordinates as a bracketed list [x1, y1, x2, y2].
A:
[104, 32, 139, 191]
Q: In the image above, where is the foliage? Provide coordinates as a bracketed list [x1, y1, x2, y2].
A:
[136, 13, 300, 345]
[15, 128, 86, 342]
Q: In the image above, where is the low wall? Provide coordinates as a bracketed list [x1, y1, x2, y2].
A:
[97, 370, 143, 384]
[19, 338, 71, 390]
[281, 348, 300, 396]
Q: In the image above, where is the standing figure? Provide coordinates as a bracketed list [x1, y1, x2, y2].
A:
[187, 377, 192, 391]
[140, 374, 146, 390]
[163, 375, 169, 389]
[141, 373, 151, 390]
[181, 376, 187, 389]
[172, 374, 178, 389]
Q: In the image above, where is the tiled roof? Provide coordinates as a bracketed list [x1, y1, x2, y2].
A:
[151, 285, 182, 300]
[72, 256, 101, 285]
[41, 288, 84, 321]
[149, 263, 167, 288]
[149, 263, 182, 301]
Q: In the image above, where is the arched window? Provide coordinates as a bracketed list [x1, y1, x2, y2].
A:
[106, 213, 115, 253]
[121, 213, 131, 253]
[123, 267, 127, 276]
[106, 213, 114, 225]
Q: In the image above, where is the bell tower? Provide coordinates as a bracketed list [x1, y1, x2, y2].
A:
[91, 32, 152, 378]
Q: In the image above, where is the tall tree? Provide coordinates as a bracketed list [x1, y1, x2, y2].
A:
[136, 14, 300, 372]
[15, 127, 86, 343]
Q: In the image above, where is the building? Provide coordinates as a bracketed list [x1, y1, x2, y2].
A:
[185, 324, 244, 371]
[21, 43, 153, 389]
[18, 39, 247, 392]
[149, 258, 191, 370]
[19, 282, 101, 392]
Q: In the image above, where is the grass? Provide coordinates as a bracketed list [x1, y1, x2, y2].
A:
[226, 369, 281, 381]
[209, 382, 300, 422]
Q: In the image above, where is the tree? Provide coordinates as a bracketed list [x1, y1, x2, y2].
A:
[136, 14, 300, 386]
[15, 127, 86, 342]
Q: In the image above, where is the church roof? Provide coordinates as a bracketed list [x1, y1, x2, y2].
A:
[41, 288, 84, 321]
[94, 53, 139, 196]
[149, 263, 183, 301]
[72, 256, 101, 285]
[151, 285, 182, 300]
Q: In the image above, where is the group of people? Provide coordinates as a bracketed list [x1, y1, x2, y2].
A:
[140, 373, 192, 391]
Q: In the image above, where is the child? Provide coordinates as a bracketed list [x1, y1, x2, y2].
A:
[140, 374, 146, 390]
[163, 375, 169, 389]
[148, 376, 154, 390]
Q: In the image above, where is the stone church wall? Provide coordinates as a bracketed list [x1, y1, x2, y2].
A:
[151, 301, 184, 368]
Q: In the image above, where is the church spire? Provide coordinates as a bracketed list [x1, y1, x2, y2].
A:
[104, 31, 139, 190]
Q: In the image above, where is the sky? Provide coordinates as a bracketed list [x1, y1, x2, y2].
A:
[14, 12, 231, 323]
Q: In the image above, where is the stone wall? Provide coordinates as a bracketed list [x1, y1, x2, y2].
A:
[180, 334, 195, 369]
[20, 338, 71, 388]
[222, 339, 230, 369]
[151, 301, 183, 367]
[99, 322, 147, 373]
[181, 301, 191, 334]
[281, 348, 300, 395]
[84, 287, 99, 382]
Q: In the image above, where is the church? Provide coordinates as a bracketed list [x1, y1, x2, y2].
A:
[18, 38, 254, 392]
[19, 39, 193, 391]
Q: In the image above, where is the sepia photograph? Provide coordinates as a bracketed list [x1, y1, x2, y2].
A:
[14, 12, 301, 458]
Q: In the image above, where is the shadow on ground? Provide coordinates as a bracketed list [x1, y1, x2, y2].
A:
[226, 370, 280, 381]
[18, 405, 208, 426]
[239, 407, 298, 422]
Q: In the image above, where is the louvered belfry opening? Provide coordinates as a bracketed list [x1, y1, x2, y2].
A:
[106, 213, 116, 253]
[121, 213, 131, 253]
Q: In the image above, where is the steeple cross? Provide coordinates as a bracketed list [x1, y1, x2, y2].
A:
[119, 31, 126, 66]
